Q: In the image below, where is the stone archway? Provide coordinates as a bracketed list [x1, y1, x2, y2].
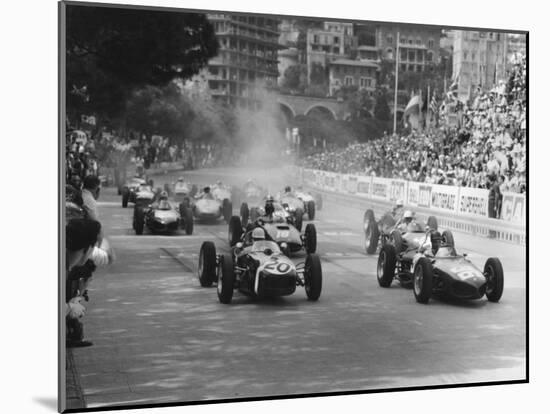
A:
[304, 104, 337, 121]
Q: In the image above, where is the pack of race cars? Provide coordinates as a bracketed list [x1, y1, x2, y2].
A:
[119, 174, 505, 307]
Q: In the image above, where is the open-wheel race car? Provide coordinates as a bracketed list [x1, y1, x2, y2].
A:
[132, 191, 193, 235]
[228, 212, 316, 256]
[376, 224, 504, 304]
[192, 186, 232, 223]
[240, 198, 305, 231]
[277, 188, 316, 222]
[363, 207, 438, 254]
[197, 234, 323, 304]
[121, 176, 154, 208]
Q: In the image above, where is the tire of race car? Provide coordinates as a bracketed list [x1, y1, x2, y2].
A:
[307, 201, 315, 220]
[198, 241, 217, 287]
[117, 187, 122, 196]
[441, 230, 455, 248]
[365, 220, 380, 255]
[217, 255, 235, 304]
[363, 209, 375, 232]
[240, 202, 249, 227]
[134, 208, 144, 235]
[295, 208, 304, 232]
[223, 199, 232, 223]
[427, 216, 438, 231]
[484, 257, 504, 302]
[305, 253, 322, 301]
[413, 257, 434, 304]
[122, 187, 129, 208]
[181, 205, 194, 235]
[304, 223, 317, 254]
[377, 244, 396, 287]
[391, 230, 404, 254]
[228, 216, 243, 246]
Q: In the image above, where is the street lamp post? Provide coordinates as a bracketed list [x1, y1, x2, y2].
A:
[393, 31, 400, 135]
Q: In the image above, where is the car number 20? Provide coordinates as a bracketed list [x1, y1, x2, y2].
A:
[263, 258, 291, 274]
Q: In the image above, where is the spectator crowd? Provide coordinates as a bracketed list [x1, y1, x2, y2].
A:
[301, 56, 527, 196]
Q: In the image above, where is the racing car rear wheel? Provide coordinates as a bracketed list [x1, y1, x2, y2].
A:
[427, 216, 438, 231]
[413, 257, 434, 304]
[217, 255, 235, 304]
[391, 230, 405, 254]
[363, 209, 375, 232]
[198, 242, 217, 287]
[223, 199, 233, 223]
[484, 257, 504, 302]
[180, 205, 194, 235]
[377, 245, 396, 287]
[240, 202, 249, 227]
[295, 208, 304, 232]
[134, 208, 144, 235]
[304, 223, 317, 254]
[307, 201, 316, 220]
[122, 187, 129, 208]
[305, 253, 322, 301]
[441, 230, 455, 248]
[228, 216, 243, 246]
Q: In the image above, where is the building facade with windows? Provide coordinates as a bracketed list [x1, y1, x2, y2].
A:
[328, 59, 378, 96]
[452, 30, 508, 100]
[306, 22, 356, 84]
[205, 14, 281, 109]
[376, 24, 442, 72]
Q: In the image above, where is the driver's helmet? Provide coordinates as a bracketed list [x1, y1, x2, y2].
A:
[159, 199, 170, 210]
[159, 191, 168, 201]
[403, 210, 414, 224]
[177, 176, 184, 182]
[203, 186, 211, 194]
[265, 195, 275, 215]
[395, 199, 404, 208]
[252, 227, 265, 241]
[284, 186, 292, 193]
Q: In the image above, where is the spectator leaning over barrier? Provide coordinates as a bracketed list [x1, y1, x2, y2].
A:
[81, 175, 101, 223]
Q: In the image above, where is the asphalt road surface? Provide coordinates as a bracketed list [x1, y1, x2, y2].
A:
[69, 167, 526, 409]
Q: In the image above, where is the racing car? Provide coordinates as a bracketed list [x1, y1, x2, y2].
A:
[363, 207, 438, 254]
[197, 235, 323, 304]
[240, 197, 302, 230]
[132, 192, 193, 235]
[121, 176, 154, 208]
[277, 188, 315, 224]
[294, 187, 323, 213]
[227, 213, 316, 256]
[192, 186, 232, 223]
[163, 177, 198, 203]
[376, 224, 504, 304]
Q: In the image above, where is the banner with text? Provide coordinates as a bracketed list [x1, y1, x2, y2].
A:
[457, 186, 489, 218]
[500, 192, 526, 223]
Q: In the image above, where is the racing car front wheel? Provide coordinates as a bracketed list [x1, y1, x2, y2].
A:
[240, 202, 249, 227]
[391, 230, 405, 254]
[304, 223, 317, 254]
[217, 255, 236, 304]
[441, 230, 455, 248]
[413, 257, 434, 304]
[180, 204, 194, 235]
[228, 216, 243, 246]
[307, 201, 316, 221]
[484, 257, 504, 302]
[134, 208, 144, 235]
[198, 242, 217, 287]
[295, 208, 304, 232]
[122, 187, 129, 208]
[304, 253, 322, 301]
[223, 199, 233, 223]
[377, 245, 396, 287]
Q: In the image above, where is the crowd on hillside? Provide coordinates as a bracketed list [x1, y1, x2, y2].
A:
[301, 56, 527, 195]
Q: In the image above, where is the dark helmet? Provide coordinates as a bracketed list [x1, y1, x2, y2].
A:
[159, 190, 168, 201]
[265, 195, 275, 215]
[285, 186, 291, 193]
[203, 186, 211, 193]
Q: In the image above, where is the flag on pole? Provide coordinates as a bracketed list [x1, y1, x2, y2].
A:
[446, 77, 459, 101]
[404, 95, 422, 117]
[429, 93, 438, 113]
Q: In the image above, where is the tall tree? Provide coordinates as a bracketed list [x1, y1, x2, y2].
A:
[66, 5, 219, 127]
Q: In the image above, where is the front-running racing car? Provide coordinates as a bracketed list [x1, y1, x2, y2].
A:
[198, 227, 323, 304]
[377, 223, 504, 304]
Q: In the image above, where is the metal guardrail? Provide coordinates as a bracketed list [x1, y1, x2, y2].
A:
[303, 187, 526, 246]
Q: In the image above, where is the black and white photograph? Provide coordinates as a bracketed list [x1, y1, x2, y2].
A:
[4, 0, 543, 413]
[57, 1, 529, 412]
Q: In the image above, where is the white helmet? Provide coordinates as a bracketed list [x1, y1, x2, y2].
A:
[252, 227, 265, 241]
[396, 199, 404, 207]
[403, 210, 414, 220]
